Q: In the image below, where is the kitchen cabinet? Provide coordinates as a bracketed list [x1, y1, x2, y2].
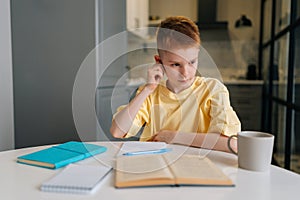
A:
[226, 81, 263, 131]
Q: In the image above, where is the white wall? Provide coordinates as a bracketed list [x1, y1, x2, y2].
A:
[149, 0, 198, 22]
[126, 0, 149, 38]
[0, 0, 15, 151]
[217, 0, 261, 41]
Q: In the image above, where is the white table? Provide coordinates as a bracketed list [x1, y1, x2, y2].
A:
[1, 142, 300, 200]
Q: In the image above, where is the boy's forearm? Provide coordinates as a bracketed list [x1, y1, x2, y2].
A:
[110, 86, 152, 138]
[172, 132, 233, 153]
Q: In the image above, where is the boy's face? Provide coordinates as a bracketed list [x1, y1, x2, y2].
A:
[157, 46, 199, 92]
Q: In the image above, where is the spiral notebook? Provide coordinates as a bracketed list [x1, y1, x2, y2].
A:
[41, 164, 112, 194]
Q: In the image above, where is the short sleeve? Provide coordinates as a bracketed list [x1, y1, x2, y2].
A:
[206, 82, 241, 136]
[112, 86, 151, 138]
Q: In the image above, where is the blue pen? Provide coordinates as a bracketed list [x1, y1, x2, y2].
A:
[122, 148, 172, 156]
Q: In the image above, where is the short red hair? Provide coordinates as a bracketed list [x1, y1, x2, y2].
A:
[156, 16, 201, 53]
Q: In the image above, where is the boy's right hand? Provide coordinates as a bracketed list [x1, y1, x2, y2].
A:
[146, 63, 164, 92]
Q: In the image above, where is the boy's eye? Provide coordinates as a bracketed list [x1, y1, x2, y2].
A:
[190, 60, 196, 65]
[171, 63, 180, 67]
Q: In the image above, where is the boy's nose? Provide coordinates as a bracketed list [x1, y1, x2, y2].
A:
[179, 65, 189, 77]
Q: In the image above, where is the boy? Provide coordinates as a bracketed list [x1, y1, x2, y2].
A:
[110, 16, 240, 153]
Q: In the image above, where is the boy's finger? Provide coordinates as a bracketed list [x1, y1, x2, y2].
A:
[146, 137, 153, 141]
[147, 134, 157, 141]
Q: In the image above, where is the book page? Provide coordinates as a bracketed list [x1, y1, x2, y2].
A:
[164, 154, 233, 185]
[116, 154, 174, 187]
[117, 141, 167, 156]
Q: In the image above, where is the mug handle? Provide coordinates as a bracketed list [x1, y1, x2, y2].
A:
[227, 135, 238, 155]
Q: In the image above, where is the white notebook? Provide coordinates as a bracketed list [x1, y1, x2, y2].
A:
[40, 164, 112, 194]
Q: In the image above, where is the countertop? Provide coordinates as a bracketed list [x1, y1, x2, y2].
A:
[223, 79, 263, 85]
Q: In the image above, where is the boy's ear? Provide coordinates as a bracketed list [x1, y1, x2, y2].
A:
[154, 55, 162, 64]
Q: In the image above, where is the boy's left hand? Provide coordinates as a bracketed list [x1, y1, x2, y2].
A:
[147, 130, 177, 143]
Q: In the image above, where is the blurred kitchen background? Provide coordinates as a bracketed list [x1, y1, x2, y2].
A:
[1, 0, 300, 173]
[127, 0, 260, 81]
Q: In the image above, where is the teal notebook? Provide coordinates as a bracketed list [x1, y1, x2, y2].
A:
[17, 141, 107, 169]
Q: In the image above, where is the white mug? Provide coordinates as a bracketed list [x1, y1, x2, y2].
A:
[228, 131, 275, 172]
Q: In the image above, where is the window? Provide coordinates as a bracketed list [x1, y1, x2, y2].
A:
[260, 0, 300, 173]
[273, 34, 289, 100]
[275, 0, 291, 33]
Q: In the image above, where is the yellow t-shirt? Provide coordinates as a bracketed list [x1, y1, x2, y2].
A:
[116, 76, 241, 141]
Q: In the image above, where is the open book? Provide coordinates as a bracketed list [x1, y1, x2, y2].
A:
[115, 154, 234, 188]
